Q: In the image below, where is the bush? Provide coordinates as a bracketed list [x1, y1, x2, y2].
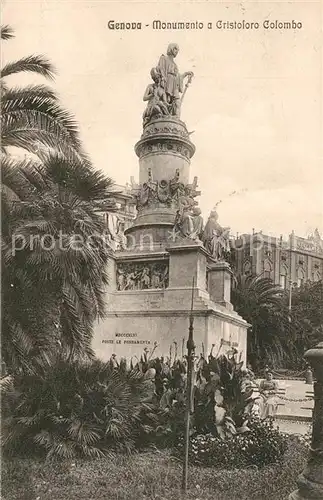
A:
[1, 350, 287, 471]
[174, 417, 288, 468]
[144, 351, 259, 447]
[1, 358, 158, 459]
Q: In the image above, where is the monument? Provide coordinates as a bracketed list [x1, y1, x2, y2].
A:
[93, 43, 249, 363]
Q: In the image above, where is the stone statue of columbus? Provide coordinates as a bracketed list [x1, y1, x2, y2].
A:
[143, 43, 194, 123]
[157, 43, 193, 118]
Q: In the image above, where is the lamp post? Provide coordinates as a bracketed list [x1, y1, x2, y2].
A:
[288, 279, 296, 313]
[182, 278, 195, 494]
[289, 342, 323, 499]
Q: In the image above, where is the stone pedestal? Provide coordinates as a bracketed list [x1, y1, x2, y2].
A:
[167, 242, 208, 291]
[93, 243, 248, 364]
[289, 342, 323, 500]
[92, 286, 249, 365]
[207, 261, 233, 310]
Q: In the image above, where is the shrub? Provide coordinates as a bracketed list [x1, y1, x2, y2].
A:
[1, 358, 158, 458]
[145, 351, 258, 445]
[1, 349, 286, 471]
[174, 416, 288, 468]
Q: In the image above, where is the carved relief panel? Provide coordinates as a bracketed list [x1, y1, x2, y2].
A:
[116, 261, 169, 291]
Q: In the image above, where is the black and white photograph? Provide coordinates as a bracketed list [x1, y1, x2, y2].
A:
[1, 1, 322, 499]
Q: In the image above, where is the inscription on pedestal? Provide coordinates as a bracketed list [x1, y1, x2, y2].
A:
[102, 332, 151, 345]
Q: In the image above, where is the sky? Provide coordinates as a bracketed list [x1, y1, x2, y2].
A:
[2, 0, 323, 239]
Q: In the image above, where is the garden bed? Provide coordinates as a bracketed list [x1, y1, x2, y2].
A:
[2, 436, 307, 500]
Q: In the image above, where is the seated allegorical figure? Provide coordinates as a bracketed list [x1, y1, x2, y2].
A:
[191, 207, 204, 241]
[202, 209, 231, 261]
[142, 67, 169, 125]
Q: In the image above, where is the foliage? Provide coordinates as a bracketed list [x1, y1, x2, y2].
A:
[290, 280, 323, 327]
[2, 345, 290, 471]
[1, 358, 157, 459]
[1, 26, 82, 157]
[2, 153, 114, 372]
[288, 280, 323, 350]
[1, 350, 277, 465]
[175, 416, 288, 468]
[232, 275, 303, 369]
[130, 349, 259, 446]
[232, 275, 285, 363]
[2, 437, 307, 500]
[231, 274, 323, 370]
[1, 26, 115, 374]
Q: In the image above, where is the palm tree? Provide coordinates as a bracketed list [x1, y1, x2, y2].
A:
[2, 151, 115, 373]
[2, 358, 156, 458]
[1, 26, 115, 374]
[231, 275, 291, 369]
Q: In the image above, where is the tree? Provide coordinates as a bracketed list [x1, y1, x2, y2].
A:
[2, 153, 114, 372]
[2, 358, 156, 458]
[1, 26, 114, 374]
[231, 275, 292, 369]
[288, 280, 323, 350]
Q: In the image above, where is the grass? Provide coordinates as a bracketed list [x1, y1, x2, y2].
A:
[2, 436, 307, 500]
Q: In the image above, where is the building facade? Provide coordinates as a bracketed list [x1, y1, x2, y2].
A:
[232, 230, 323, 289]
[98, 183, 137, 251]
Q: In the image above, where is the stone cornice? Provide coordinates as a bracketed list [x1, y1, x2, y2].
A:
[207, 261, 233, 273]
[135, 136, 195, 160]
[135, 116, 196, 159]
[125, 221, 174, 231]
[104, 307, 250, 328]
[166, 242, 209, 257]
[114, 251, 169, 262]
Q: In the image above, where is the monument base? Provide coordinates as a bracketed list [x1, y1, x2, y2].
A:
[208, 260, 234, 310]
[93, 285, 248, 363]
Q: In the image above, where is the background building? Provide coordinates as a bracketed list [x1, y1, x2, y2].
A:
[97, 183, 137, 251]
[102, 186, 323, 291]
[232, 230, 323, 288]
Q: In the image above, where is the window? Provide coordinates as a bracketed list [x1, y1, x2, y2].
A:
[297, 267, 305, 287]
[243, 260, 251, 276]
[280, 274, 287, 289]
[313, 271, 321, 282]
[263, 259, 272, 279]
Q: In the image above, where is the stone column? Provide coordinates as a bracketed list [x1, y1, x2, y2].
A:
[207, 261, 233, 310]
[289, 342, 323, 500]
[127, 116, 196, 245]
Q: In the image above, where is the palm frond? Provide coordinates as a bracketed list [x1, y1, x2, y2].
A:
[2, 128, 84, 163]
[1, 154, 42, 200]
[1, 85, 57, 112]
[2, 104, 82, 152]
[43, 151, 114, 201]
[1, 25, 14, 40]
[1, 55, 56, 80]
